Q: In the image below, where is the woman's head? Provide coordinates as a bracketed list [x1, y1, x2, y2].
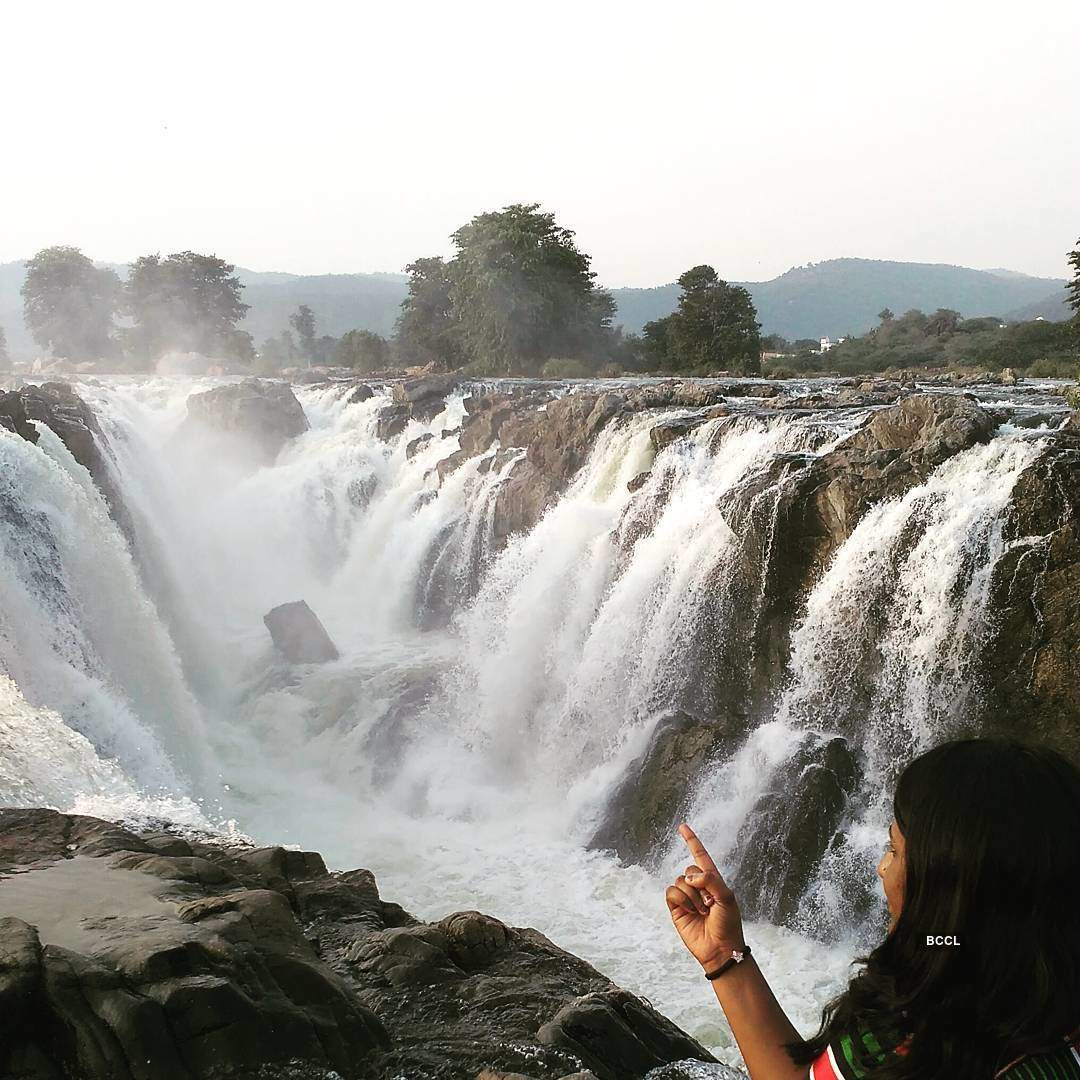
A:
[788, 736, 1080, 1078]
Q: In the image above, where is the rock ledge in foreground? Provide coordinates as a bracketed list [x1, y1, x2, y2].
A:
[0, 808, 714, 1080]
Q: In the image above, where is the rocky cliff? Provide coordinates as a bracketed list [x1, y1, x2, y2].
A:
[0, 808, 714, 1080]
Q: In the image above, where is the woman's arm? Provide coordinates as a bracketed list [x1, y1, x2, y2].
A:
[667, 824, 807, 1080]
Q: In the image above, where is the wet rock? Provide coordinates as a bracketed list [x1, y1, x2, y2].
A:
[375, 404, 411, 440]
[264, 600, 340, 663]
[979, 447, 1080, 763]
[406, 432, 434, 459]
[178, 378, 309, 465]
[729, 736, 861, 924]
[588, 711, 737, 864]
[348, 383, 376, 404]
[392, 374, 458, 407]
[0, 809, 713, 1080]
[0, 382, 129, 528]
[650, 417, 705, 452]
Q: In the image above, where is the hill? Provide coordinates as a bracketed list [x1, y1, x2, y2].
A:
[610, 259, 1067, 339]
[0, 257, 1067, 359]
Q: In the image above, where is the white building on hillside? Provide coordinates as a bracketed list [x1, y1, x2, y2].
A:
[819, 336, 849, 352]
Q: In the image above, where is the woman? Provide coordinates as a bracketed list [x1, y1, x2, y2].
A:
[666, 737, 1080, 1078]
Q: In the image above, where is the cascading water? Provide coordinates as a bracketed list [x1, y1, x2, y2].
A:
[0, 375, 1059, 1067]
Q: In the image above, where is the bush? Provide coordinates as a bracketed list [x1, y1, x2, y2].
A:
[1025, 357, 1080, 378]
[541, 357, 593, 379]
[1063, 384, 1080, 409]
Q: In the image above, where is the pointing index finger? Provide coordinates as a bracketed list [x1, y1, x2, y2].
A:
[678, 823, 718, 873]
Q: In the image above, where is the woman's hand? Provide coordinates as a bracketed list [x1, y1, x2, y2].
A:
[666, 823, 746, 971]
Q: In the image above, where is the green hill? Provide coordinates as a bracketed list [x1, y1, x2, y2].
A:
[0, 257, 1067, 360]
[609, 258, 1067, 339]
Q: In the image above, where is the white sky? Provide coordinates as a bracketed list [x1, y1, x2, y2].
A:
[3, 0, 1078, 286]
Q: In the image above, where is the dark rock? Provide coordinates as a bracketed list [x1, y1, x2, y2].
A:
[0, 382, 129, 529]
[178, 379, 309, 465]
[0, 809, 712, 1080]
[348, 383, 376, 404]
[978, 447, 1080, 763]
[406, 432, 434, 459]
[264, 600, 340, 663]
[650, 417, 705, 452]
[627, 471, 652, 493]
[375, 404, 412, 441]
[729, 736, 861, 924]
[588, 712, 736, 864]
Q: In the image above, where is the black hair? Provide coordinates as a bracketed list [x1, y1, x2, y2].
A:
[784, 737, 1080, 1078]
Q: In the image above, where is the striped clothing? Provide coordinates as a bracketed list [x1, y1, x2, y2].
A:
[809, 1026, 1080, 1079]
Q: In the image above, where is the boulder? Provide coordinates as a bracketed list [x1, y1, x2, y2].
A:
[264, 600, 340, 663]
[0, 808, 714, 1080]
[178, 378, 309, 465]
[0, 382, 129, 530]
[588, 712, 737, 864]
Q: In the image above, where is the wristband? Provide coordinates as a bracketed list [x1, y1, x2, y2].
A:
[703, 945, 751, 980]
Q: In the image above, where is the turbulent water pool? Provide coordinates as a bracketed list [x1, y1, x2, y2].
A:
[1, 374, 1066, 1068]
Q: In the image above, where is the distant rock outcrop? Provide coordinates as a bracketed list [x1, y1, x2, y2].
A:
[264, 600, 340, 663]
[177, 378, 309, 465]
[0, 808, 715, 1080]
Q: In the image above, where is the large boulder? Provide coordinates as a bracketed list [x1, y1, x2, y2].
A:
[264, 600, 340, 663]
[177, 379, 309, 465]
[0, 808, 715, 1080]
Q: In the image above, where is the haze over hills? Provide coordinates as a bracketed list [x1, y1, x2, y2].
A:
[0, 256, 1068, 359]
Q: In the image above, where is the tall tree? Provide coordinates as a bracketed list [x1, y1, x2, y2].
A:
[21, 246, 120, 360]
[395, 257, 462, 369]
[126, 251, 250, 362]
[448, 203, 615, 374]
[289, 305, 317, 361]
[1067, 237, 1080, 334]
[659, 265, 761, 374]
[336, 329, 390, 372]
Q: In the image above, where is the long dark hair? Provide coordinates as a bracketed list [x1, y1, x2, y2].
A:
[784, 737, 1080, 1078]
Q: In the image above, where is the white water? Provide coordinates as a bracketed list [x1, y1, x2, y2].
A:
[0, 377, 1049, 1067]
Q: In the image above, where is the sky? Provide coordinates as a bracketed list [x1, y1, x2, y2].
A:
[2, 0, 1078, 287]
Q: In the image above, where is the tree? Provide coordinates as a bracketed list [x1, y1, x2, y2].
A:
[256, 330, 297, 373]
[653, 265, 762, 374]
[126, 251, 250, 362]
[289, 305, 316, 362]
[1067, 237, 1080, 335]
[336, 329, 390, 372]
[877, 308, 895, 324]
[395, 257, 461, 368]
[925, 308, 961, 336]
[0, 325, 7, 366]
[21, 246, 120, 360]
[448, 203, 615, 374]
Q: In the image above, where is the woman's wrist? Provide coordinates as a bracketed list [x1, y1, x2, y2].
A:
[698, 940, 748, 971]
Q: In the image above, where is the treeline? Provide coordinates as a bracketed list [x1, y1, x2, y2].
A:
[20, 247, 254, 367]
[10, 223, 1078, 379]
[770, 306, 1078, 377]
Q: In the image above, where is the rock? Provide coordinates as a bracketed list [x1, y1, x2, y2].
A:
[178, 378, 309, 465]
[588, 712, 736, 864]
[264, 600, 340, 663]
[376, 404, 412, 440]
[1000, 367, 1018, 386]
[348, 383, 376, 404]
[729, 736, 861, 923]
[0, 809, 713, 1080]
[406, 432, 434, 459]
[650, 417, 705, 452]
[977, 447, 1080, 762]
[0, 382, 129, 530]
[392, 374, 458, 407]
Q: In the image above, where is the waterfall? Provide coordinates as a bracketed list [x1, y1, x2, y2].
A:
[0, 375, 1060, 1064]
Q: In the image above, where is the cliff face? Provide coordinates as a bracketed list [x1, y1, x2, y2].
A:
[375, 377, 1080, 907]
[0, 808, 714, 1080]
